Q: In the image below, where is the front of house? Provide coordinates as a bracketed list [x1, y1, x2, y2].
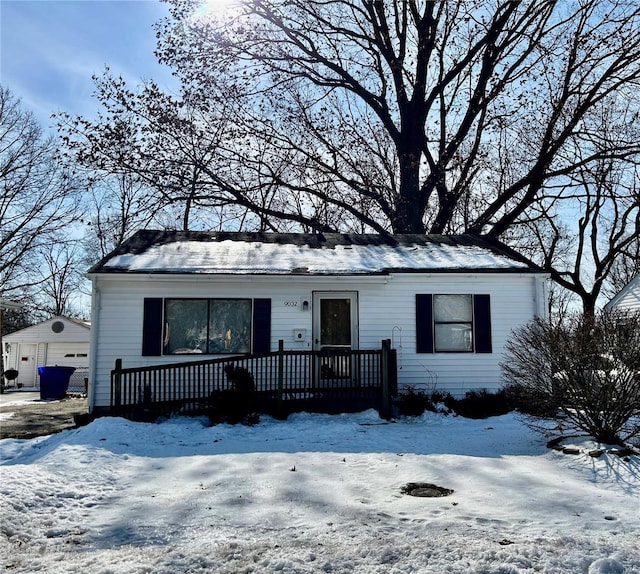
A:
[87, 231, 548, 414]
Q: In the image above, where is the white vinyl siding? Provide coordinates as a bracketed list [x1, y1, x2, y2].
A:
[358, 275, 542, 395]
[3, 318, 90, 345]
[606, 276, 640, 313]
[89, 273, 546, 410]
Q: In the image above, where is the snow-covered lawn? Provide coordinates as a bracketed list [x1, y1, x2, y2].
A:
[1, 410, 638, 573]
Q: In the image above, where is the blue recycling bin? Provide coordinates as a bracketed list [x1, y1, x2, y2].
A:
[38, 366, 76, 400]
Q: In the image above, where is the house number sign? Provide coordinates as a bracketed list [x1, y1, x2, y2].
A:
[284, 300, 299, 307]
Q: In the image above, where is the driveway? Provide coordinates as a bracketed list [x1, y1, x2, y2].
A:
[0, 391, 89, 440]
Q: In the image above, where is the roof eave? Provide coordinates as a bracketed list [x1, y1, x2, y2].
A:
[89, 267, 543, 276]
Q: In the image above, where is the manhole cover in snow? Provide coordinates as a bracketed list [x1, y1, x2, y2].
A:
[401, 482, 454, 498]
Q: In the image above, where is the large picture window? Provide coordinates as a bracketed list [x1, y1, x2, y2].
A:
[164, 299, 252, 354]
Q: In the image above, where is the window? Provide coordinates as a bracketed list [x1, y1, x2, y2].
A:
[164, 299, 252, 355]
[143, 297, 271, 357]
[434, 295, 473, 352]
[416, 294, 492, 354]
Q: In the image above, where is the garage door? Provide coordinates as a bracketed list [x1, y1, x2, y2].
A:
[46, 344, 90, 368]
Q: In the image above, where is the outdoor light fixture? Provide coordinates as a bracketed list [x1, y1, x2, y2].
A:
[302, 300, 309, 311]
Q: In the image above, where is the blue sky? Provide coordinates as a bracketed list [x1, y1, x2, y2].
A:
[0, 0, 174, 131]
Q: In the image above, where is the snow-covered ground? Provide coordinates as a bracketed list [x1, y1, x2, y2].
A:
[1, 408, 638, 573]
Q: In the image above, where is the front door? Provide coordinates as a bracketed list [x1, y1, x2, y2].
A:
[18, 344, 37, 387]
[312, 292, 358, 384]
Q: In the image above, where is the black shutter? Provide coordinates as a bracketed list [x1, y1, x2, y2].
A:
[142, 298, 163, 356]
[415, 294, 434, 353]
[252, 298, 271, 354]
[473, 294, 492, 353]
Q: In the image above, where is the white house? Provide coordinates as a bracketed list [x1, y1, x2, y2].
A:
[87, 231, 548, 414]
[604, 275, 640, 314]
[3, 316, 91, 390]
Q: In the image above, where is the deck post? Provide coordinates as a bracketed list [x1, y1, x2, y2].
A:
[380, 339, 391, 419]
[113, 358, 122, 412]
[277, 339, 284, 418]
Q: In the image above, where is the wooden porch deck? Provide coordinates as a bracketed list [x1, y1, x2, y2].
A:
[110, 340, 397, 420]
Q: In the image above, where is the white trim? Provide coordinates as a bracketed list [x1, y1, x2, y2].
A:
[88, 282, 101, 413]
[88, 271, 546, 285]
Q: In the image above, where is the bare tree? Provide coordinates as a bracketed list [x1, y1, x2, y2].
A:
[506, 98, 640, 316]
[59, 80, 269, 233]
[58, 1, 640, 311]
[81, 172, 163, 263]
[1, 306, 31, 337]
[554, 163, 637, 316]
[0, 86, 79, 300]
[35, 241, 87, 318]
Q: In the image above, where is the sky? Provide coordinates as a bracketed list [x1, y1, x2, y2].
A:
[1, 406, 638, 572]
[0, 0, 174, 131]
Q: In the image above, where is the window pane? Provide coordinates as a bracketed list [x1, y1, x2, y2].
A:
[165, 300, 208, 354]
[434, 295, 472, 322]
[208, 299, 252, 353]
[320, 299, 351, 346]
[435, 323, 473, 352]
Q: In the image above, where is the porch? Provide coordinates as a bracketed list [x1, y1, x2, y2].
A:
[110, 340, 397, 420]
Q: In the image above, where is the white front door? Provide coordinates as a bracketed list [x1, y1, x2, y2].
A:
[312, 292, 358, 384]
[17, 343, 37, 387]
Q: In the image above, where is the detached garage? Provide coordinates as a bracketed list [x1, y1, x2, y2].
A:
[3, 316, 90, 391]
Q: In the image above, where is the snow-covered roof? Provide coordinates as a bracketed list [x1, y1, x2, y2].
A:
[89, 231, 541, 276]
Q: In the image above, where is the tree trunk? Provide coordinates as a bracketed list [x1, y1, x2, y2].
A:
[581, 294, 597, 320]
[392, 141, 426, 234]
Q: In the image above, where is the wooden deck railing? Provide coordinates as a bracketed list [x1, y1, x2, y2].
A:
[111, 340, 397, 420]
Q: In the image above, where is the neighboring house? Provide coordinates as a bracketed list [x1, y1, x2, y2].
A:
[604, 275, 640, 314]
[87, 231, 548, 414]
[3, 316, 91, 390]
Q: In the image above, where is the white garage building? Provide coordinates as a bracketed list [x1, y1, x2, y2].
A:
[3, 316, 90, 391]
